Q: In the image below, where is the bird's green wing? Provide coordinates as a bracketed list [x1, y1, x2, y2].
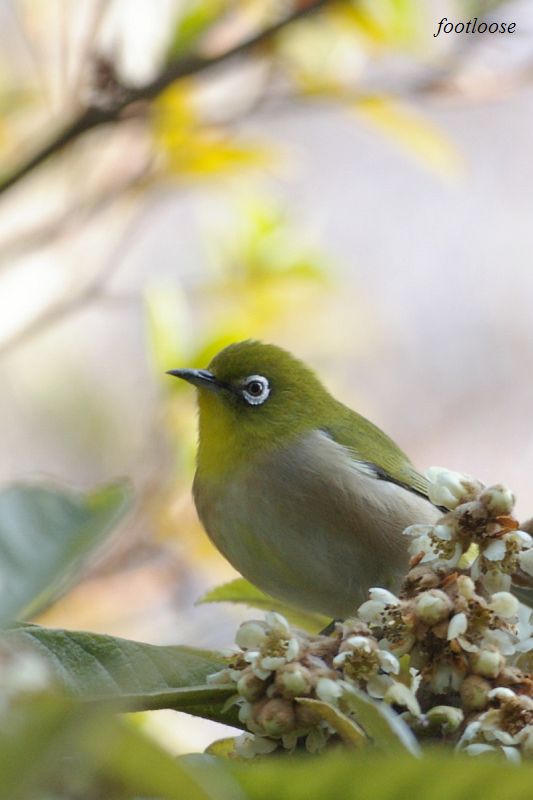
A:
[323, 402, 432, 501]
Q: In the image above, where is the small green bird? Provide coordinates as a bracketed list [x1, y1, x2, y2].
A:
[168, 340, 440, 618]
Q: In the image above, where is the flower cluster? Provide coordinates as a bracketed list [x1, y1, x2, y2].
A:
[213, 468, 533, 760]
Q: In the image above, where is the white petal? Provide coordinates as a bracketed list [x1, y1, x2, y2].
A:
[501, 746, 521, 763]
[260, 656, 286, 671]
[508, 530, 533, 547]
[489, 592, 519, 619]
[377, 650, 400, 675]
[345, 636, 373, 651]
[434, 524, 454, 541]
[316, 677, 342, 705]
[368, 588, 400, 605]
[480, 570, 512, 594]
[357, 600, 385, 623]
[488, 687, 516, 700]
[460, 720, 482, 744]
[285, 638, 300, 661]
[447, 612, 468, 640]
[464, 743, 497, 756]
[483, 629, 516, 656]
[493, 730, 518, 746]
[236, 621, 267, 650]
[518, 549, 533, 578]
[402, 524, 434, 539]
[483, 540, 506, 562]
[366, 672, 394, 699]
[265, 611, 290, 634]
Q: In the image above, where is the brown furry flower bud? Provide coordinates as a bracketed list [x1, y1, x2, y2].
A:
[237, 668, 268, 701]
[460, 675, 491, 711]
[255, 698, 296, 736]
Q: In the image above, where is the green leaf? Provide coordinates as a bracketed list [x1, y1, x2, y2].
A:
[296, 698, 367, 748]
[227, 748, 533, 800]
[3, 625, 239, 724]
[198, 578, 329, 633]
[342, 686, 420, 756]
[0, 482, 131, 626]
[0, 693, 216, 800]
[167, 0, 227, 60]
[354, 95, 463, 179]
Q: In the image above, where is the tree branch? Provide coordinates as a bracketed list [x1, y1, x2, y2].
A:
[0, 0, 331, 198]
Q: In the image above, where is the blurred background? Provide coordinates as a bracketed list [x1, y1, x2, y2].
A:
[1, 0, 533, 752]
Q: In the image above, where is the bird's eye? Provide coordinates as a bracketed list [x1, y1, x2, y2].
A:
[242, 375, 270, 406]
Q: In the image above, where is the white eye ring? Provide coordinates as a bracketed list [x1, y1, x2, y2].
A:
[242, 375, 270, 406]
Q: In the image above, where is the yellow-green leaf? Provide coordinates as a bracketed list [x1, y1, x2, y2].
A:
[354, 95, 462, 179]
[296, 698, 367, 748]
[198, 578, 329, 633]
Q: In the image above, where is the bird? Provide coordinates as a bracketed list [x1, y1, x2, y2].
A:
[167, 340, 441, 619]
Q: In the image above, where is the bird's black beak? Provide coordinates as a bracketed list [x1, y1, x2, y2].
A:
[166, 368, 225, 393]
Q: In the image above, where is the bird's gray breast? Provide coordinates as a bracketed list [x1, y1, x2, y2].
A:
[194, 430, 440, 618]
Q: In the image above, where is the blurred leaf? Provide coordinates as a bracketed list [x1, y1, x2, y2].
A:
[334, 0, 422, 46]
[0, 482, 131, 626]
[0, 693, 214, 800]
[342, 686, 420, 755]
[205, 737, 239, 758]
[227, 748, 533, 800]
[198, 578, 329, 633]
[354, 96, 462, 179]
[4, 625, 239, 724]
[153, 86, 273, 180]
[296, 698, 367, 748]
[167, 0, 227, 60]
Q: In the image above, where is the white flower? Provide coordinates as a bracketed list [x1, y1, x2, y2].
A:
[426, 466, 480, 509]
[315, 678, 343, 705]
[384, 682, 421, 717]
[447, 612, 468, 640]
[236, 621, 267, 650]
[489, 592, 519, 619]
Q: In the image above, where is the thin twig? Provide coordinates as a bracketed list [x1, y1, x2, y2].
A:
[0, 0, 331, 197]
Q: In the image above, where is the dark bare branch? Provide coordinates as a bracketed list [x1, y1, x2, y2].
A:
[0, 0, 331, 197]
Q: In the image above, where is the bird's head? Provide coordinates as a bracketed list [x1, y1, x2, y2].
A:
[167, 340, 332, 474]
